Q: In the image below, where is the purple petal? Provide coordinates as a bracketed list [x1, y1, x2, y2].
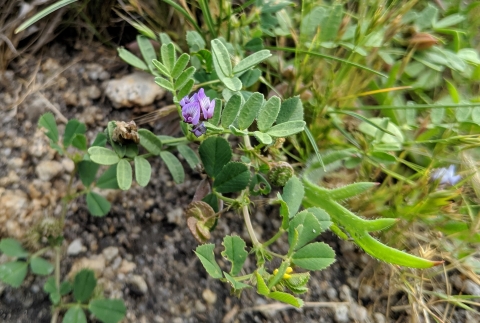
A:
[191, 122, 207, 137]
[204, 99, 215, 119]
[182, 102, 201, 125]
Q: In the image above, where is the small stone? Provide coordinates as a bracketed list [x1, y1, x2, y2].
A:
[195, 300, 206, 312]
[63, 91, 78, 106]
[67, 239, 84, 256]
[111, 256, 122, 270]
[61, 158, 75, 173]
[202, 289, 217, 305]
[339, 284, 352, 301]
[373, 312, 386, 323]
[102, 246, 119, 263]
[41, 58, 60, 72]
[86, 85, 101, 100]
[36, 160, 63, 181]
[7, 157, 23, 170]
[68, 255, 105, 279]
[326, 287, 338, 300]
[451, 274, 463, 290]
[334, 304, 349, 323]
[104, 71, 166, 108]
[359, 284, 373, 300]
[118, 259, 136, 274]
[351, 304, 368, 322]
[463, 280, 480, 296]
[127, 275, 148, 295]
[167, 207, 183, 226]
[172, 318, 183, 323]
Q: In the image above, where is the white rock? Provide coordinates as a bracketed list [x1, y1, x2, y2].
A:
[202, 288, 217, 305]
[68, 255, 105, 279]
[127, 275, 148, 295]
[67, 239, 84, 256]
[35, 160, 63, 181]
[464, 279, 480, 296]
[334, 304, 349, 323]
[61, 158, 75, 173]
[118, 259, 136, 274]
[102, 246, 119, 263]
[104, 71, 165, 108]
[373, 312, 386, 323]
[167, 207, 183, 226]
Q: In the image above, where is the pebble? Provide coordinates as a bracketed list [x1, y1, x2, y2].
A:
[7, 157, 24, 170]
[463, 279, 480, 296]
[167, 207, 183, 226]
[351, 304, 368, 322]
[85, 85, 101, 100]
[339, 284, 352, 301]
[68, 255, 105, 279]
[118, 259, 136, 274]
[111, 256, 122, 270]
[61, 158, 75, 173]
[67, 238, 84, 255]
[195, 300, 206, 312]
[373, 312, 386, 323]
[127, 275, 148, 295]
[326, 287, 338, 300]
[334, 304, 349, 323]
[104, 71, 166, 108]
[102, 246, 119, 263]
[202, 288, 217, 305]
[35, 160, 63, 181]
[63, 91, 78, 106]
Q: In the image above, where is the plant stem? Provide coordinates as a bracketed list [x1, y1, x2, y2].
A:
[242, 205, 260, 247]
[263, 229, 285, 248]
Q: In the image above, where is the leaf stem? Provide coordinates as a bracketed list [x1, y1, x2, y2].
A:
[243, 205, 260, 247]
[263, 229, 285, 248]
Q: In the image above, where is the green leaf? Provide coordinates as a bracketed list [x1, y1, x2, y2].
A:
[30, 257, 54, 275]
[223, 272, 251, 290]
[73, 269, 96, 303]
[221, 236, 248, 276]
[171, 53, 190, 79]
[14, 0, 78, 33]
[221, 94, 243, 127]
[0, 238, 29, 257]
[117, 48, 148, 71]
[267, 120, 306, 137]
[174, 66, 196, 90]
[320, 4, 343, 42]
[233, 50, 272, 74]
[152, 59, 170, 77]
[238, 92, 264, 130]
[257, 96, 281, 132]
[38, 112, 59, 143]
[71, 134, 87, 151]
[288, 211, 322, 250]
[306, 207, 331, 232]
[210, 98, 222, 126]
[88, 299, 126, 323]
[282, 176, 304, 219]
[63, 119, 86, 147]
[239, 68, 261, 87]
[255, 272, 270, 296]
[268, 262, 289, 289]
[124, 142, 139, 158]
[88, 147, 120, 165]
[211, 39, 232, 77]
[269, 291, 304, 308]
[160, 151, 185, 183]
[292, 242, 336, 271]
[416, 3, 438, 30]
[92, 132, 107, 147]
[60, 281, 72, 295]
[86, 192, 111, 217]
[276, 96, 304, 124]
[63, 306, 87, 323]
[195, 244, 223, 279]
[0, 261, 28, 287]
[44, 277, 60, 304]
[155, 77, 174, 92]
[137, 35, 157, 72]
[213, 162, 250, 193]
[253, 131, 273, 145]
[177, 79, 195, 100]
[186, 31, 206, 51]
[277, 196, 290, 230]
[117, 159, 132, 190]
[138, 129, 163, 155]
[327, 182, 378, 200]
[95, 165, 119, 189]
[219, 75, 242, 92]
[198, 137, 232, 178]
[244, 38, 264, 51]
[161, 43, 176, 72]
[134, 156, 151, 187]
[249, 173, 272, 196]
[433, 14, 465, 29]
[357, 117, 404, 143]
[177, 145, 201, 170]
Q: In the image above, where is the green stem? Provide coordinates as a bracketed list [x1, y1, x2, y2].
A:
[263, 229, 285, 248]
[214, 192, 238, 204]
[243, 205, 260, 247]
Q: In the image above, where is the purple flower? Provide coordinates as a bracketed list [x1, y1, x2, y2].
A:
[431, 165, 461, 186]
[182, 101, 201, 125]
[191, 122, 207, 137]
[197, 88, 215, 120]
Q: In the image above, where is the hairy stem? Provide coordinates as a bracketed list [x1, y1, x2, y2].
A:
[243, 205, 260, 247]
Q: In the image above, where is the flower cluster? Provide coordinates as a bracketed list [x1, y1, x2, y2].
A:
[431, 165, 462, 186]
[180, 88, 215, 137]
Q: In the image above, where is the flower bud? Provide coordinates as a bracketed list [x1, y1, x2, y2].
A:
[409, 32, 438, 50]
[268, 162, 294, 187]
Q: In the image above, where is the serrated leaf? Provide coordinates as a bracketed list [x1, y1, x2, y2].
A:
[95, 165, 119, 189]
[211, 39, 232, 77]
[155, 77, 174, 91]
[0, 261, 28, 287]
[161, 43, 176, 72]
[306, 207, 331, 232]
[195, 244, 223, 279]
[134, 156, 151, 187]
[282, 176, 304, 218]
[199, 137, 232, 178]
[288, 211, 322, 250]
[221, 94, 243, 127]
[88, 299, 126, 323]
[221, 236, 248, 276]
[213, 162, 250, 193]
[86, 192, 111, 217]
[171, 53, 190, 79]
[253, 131, 273, 145]
[257, 96, 281, 132]
[292, 242, 335, 271]
[137, 35, 157, 72]
[223, 272, 251, 290]
[138, 129, 163, 155]
[276, 97, 304, 124]
[255, 271, 270, 296]
[277, 196, 290, 229]
[177, 145, 201, 170]
[73, 269, 96, 302]
[38, 112, 58, 143]
[30, 257, 54, 275]
[63, 306, 87, 323]
[0, 239, 29, 257]
[269, 291, 304, 308]
[233, 50, 271, 74]
[88, 147, 120, 165]
[117, 48, 148, 71]
[117, 159, 132, 190]
[174, 66, 196, 90]
[160, 151, 185, 183]
[267, 120, 306, 137]
[64, 119, 86, 147]
[238, 92, 264, 129]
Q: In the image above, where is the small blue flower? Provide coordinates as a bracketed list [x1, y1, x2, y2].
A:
[179, 88, 215, 136]
[181, 101, 201, 125]
[191, 122, 207, 137]
[431, 165, 461, 186]
[197, 88, 215, 120]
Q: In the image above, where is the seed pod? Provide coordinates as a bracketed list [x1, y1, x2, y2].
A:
[409, 32, 438, 50]
[268, 162, 294, 187]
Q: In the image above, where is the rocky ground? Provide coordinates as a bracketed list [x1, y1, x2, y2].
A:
[0, 41, 479, 323]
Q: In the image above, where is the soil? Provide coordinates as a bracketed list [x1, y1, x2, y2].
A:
[0, 40, 478, 323]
